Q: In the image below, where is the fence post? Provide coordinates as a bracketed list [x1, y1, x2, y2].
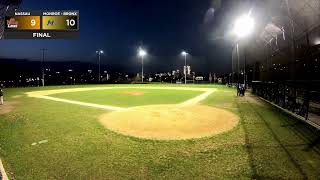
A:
[305, 90, 310, 121]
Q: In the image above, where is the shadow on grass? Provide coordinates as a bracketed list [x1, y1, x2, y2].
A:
[274, 108, 320, 154]
[254, 97, 320, 150]
[236, 97, 315, 179]
[306, 132, 320, 152]
[236, 102, 258, 178]
[248, 102, 308, 179]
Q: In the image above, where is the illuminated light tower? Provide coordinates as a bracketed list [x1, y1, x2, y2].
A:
[181, 51, 188, 84]
[96, 50, 104, 82]
[138, 48, 147, 83]
[232, 13, 254, 87]
[40, 48, 48, 87]
[233, 14, 254, 38]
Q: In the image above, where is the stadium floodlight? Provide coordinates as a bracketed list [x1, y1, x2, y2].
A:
[138, 48, 147, 83]
[232, 13, 254, 89]
[40, 48, 48, 87]
[96, 49, 104, 82]
[233, 14, 254, 38]
[181, 51, 188, 84]
[138, 48, 147, 57]
[181, 51, 188, 56]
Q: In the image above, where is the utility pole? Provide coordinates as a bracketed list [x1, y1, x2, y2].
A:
[181, 51, 188, 84]
[40, 48, 47, 87]
[184, 55, 187, 84]
[98, 53, 101, 82]
[138, 48, 147, 83]
[232, 46, 234, 85]
[236, 43, 240, 85]
[141, 55, 144, 83]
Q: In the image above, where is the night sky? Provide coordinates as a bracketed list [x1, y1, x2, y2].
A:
[0, 0, 235, 74]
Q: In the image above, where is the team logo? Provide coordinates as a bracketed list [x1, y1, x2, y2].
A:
[6, 17, 18, 28]
[47, 20, 54, 26]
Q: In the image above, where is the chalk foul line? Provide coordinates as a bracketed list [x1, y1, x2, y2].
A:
[0, 158, 8, 180]
[38, 95, 126, 111]
[177, 89, 215, 108]
[27, 87, 216, 111]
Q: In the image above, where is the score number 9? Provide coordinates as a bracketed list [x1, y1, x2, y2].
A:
[31, 19, 36, 26]
[30, 18, 76, 27]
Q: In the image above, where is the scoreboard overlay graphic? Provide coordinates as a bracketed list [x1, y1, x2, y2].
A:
[3, 10, 79, 39]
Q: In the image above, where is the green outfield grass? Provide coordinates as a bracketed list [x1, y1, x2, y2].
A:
[0, 84, 319, 179]
[49, 88, 203, 107]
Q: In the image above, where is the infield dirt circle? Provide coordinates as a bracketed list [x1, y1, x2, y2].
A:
[99, 104, 239, 140]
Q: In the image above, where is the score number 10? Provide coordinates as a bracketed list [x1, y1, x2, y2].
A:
[65, 16, 78, 30]
[66, 19, 76, 27]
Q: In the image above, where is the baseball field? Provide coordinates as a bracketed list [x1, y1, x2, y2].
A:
[0, 84, 319, 179]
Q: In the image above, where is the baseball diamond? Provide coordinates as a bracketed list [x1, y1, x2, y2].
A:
[0, 84, 319, 179]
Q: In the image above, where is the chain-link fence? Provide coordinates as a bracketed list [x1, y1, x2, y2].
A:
[245, 0, 320, 82]
[252, 81, 320, 129]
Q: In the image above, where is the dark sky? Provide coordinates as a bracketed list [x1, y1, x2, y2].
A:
[0, 0, 235, 74]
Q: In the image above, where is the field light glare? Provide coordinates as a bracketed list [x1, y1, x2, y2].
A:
[96, 50, 104, 54]
[233, 14, 254, 38]
[181, 51, 188, 56]
[138, 48, 147, 57]
[315, 38, 320, 45]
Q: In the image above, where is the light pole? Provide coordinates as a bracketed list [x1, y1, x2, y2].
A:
[40, 48, 47, 87]
[96, 50, 104, 82]
[138, 48, 147, 83]
[232, 13, 254, 87]
[181, 51, 188, 84]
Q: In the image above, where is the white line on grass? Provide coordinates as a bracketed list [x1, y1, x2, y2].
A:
[177, 89, 216, 107]
[0, 158, 9, 180]
[26, 87, 216, 110]
[38, 95, 126, 111]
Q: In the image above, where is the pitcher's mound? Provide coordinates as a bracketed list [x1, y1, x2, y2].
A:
[99, 105, 239, 140]
[120, 91, 144, 96]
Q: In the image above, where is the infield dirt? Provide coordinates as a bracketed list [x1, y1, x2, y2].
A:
[99, 104, 239, 140]
[0, 101, 18, 115]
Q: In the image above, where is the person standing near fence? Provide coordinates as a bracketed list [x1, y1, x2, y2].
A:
[237, 84, 240, 96]
[0, 86, 4, 105]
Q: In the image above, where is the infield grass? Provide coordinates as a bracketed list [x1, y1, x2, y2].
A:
[49, 88, 203, 107]
[0, 84, 319, 179]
